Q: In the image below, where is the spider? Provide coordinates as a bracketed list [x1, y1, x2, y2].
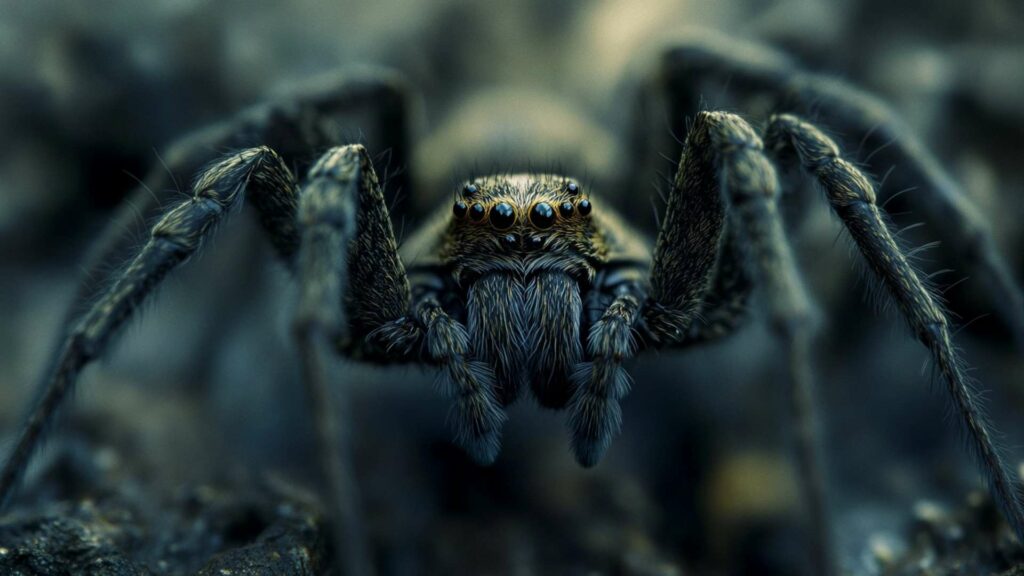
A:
[2, 36, 1023, 576]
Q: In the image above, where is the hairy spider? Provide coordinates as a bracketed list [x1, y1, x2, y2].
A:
[3, 37, 1023, 576]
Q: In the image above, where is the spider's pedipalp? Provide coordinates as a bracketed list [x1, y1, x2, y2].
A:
[416, 296, 506, 464]
[568, 291, 640, 467]
[764, 112, 1024, 540]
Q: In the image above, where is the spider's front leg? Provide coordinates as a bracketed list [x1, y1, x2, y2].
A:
[640, 111, 833, 576]
[296, 146, 506, 466]
[644, 113, 818, 350]
[289, 144, 415, 576]
[567, 102, 749, 465]
[292, 145, 410, 345]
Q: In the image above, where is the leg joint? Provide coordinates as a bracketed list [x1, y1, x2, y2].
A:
[765, 114, 840, 171]
[308, 144, 369, 180]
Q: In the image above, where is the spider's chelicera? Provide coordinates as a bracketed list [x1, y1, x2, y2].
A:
[3, 40, 1024, 575]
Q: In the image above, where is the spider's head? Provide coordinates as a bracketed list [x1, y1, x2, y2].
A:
[440, 174, 607, 283]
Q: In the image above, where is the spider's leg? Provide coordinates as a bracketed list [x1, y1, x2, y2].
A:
[648, 36, 1024, 345]
[305, 146, 507, 466]
[764, 113, 1024, 540]
[0, 147, 298, 507]
[645, 111, 833, 576]
[70, 68, 415, 333]
[291, 144, 423, 576]
[293, 329, 369, 576]
[567, 289, 642, 467]
[673, 235, 754, 347]
[293, 145, 412, 343]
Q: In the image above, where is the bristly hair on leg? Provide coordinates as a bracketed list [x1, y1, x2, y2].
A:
[417, 295, 506, 464]
[657, 34, 1024, 345]
[0, 146, 300, 510]
[567, 291, 640, 467]
[764, 112, 1024, 540]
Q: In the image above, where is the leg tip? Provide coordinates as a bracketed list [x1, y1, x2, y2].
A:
[459, 432, 502, 466]
[571, 437, 610, 468]
[566, 392, 622, 469]
[450, 388, 507, 466]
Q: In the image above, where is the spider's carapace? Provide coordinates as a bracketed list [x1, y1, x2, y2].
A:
[398, 175, 650, 414]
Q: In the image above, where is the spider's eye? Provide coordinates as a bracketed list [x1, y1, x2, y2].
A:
[469, 203, 486, 222]
[577, 198, 592, 216]
[462, 184, 478, 199]
[525, 235, 545, 251]
[502, 233, 520, 249]
[453, 200, 468, 218]
[490, 202, 516, 230]
[530, 202, 555, 229]
[566, 181, 579, 195]
[559, 201, 574, 218]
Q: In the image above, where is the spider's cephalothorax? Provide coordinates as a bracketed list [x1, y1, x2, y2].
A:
[438, 176, 610, 408]
[4, 42, 1024, 576]
[372, 173, 651, 465]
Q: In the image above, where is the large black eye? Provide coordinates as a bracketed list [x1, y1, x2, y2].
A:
[491, 202, 516, 230]
[577, 198, 592, 216]
[559, 201, 574, 218]
[462, 184, 478, 199]
[469, 203, 486, 222]
[453, 200, 468, 218]
[530, 202, 555, 229]
[566, 181, 579, 195]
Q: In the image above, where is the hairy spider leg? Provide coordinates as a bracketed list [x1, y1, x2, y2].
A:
[65, 68, 415, 341]
[16, 71, 418, 574]
[675, 237, 753, 345]
[292, 144, 421, 576]
[641, 111, 833, 576]
[308, 147, 511, 466]
[0, 146, 373, 576]
[295, 145, 411, 341]
[565, 98, 735, 467]
[0, 147, 294, 505]
[764, 113, 1024, 541]
[643, 36, 1024, 347]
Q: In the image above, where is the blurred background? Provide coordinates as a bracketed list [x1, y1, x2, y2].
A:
[1, 0, 1023, 574]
